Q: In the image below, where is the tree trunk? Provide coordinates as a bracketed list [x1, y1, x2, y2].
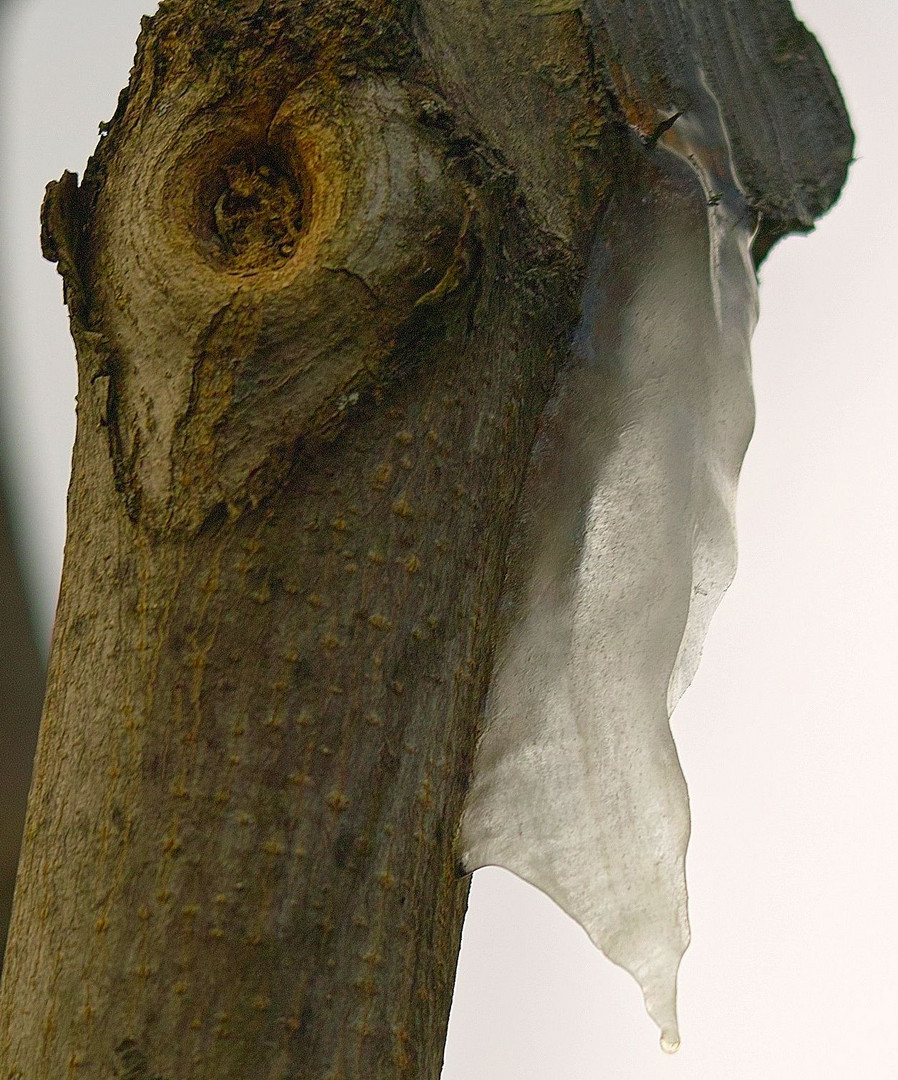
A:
[0, 2, 850, 1077]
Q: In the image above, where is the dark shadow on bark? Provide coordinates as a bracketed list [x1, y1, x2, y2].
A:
[0, 471, 45, 976]
[0, 0, 47, 976]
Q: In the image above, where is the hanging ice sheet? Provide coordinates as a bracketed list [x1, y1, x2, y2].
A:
[459, 75, 759, 1052]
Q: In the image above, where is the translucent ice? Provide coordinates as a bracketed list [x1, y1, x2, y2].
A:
[459, 75, 758, 1050]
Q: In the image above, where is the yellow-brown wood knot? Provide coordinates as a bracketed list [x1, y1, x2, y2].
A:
[82, 71, 477, 536]
[207, 150, 305, 273]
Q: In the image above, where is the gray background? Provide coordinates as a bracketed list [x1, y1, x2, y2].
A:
[1, 2, 894, 1075]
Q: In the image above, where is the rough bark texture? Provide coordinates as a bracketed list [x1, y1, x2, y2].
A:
[0, 2, 851, 1078]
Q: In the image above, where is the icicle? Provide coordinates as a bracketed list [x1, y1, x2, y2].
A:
[459, 72, 758, 1051]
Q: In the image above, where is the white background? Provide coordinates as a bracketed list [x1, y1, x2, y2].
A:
[1, 2, 895, 1077]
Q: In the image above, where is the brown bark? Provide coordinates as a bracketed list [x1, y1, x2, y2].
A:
[0, 2, 850, 1077]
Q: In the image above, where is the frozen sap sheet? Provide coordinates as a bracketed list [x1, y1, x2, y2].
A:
[459, 79, 758, 1051]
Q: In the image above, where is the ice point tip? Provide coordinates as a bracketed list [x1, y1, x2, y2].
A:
[660, 1029, 681, 1055]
